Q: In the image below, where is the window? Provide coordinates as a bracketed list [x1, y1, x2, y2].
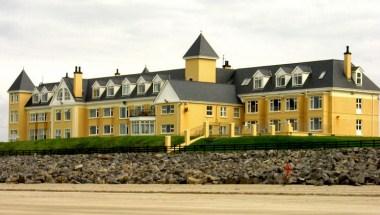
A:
[356, 119, 362, 135]
[270, 119, 281, 132]
[37, 113, 46, 122]
[93, 88, 100, 98]
[293, 73, 303, 86]
[153, 82, 161, 93]
[41, 93, 48, 102]
[103, 107, 113, 117]
[29, 129, 37, 141]
[64, 88, 70, 100]
[10, 93, 19, 104]
[241, 78, 251, 86]
[32, 94, 39, 103]
[310, 96, 322, 110]
[276, 75, 286, 87]
[120, 124, 128, 135]
[310, 118, 322, 131]
[161, 124, 174, 134]
[356, 72, 362, 85]
[253, 77, 263, 89]
[37, 128, 46, 140]
[246, 120, 258, 129]
[103, 125, 113, 135]
[270, 99, 281, 112]
[30, 113, 37, 122]
[286, 98, 297, 111]
[89, 126, 99, 135]
[10, 111, 19, 123]
[9, 129, 18, 141]
[287, 119, 298, 131]
[206, 105, 213, 116]
[219, 126, 227, 135]
[57, 89, 63, 101]
[55, 110, 62, 121]
[137, 84, 145, 94]
[161, 105, 174, 114]
[120, 107, 128, 118]
[122, 84, 130, 95]
[233, 107, 240, 118]
[131, 120, 155, 135]
[107, 86, 114, 97]
[64, 128, 71, 139]
[247, 100, 258, 113]
[356, 98, 362, 114]
[318, 71, 326, 79]
[64, 109, 71, 121]
[55, 129, 61, 139]
[89, 109, 99, 118]
[220, 106, 227, 117]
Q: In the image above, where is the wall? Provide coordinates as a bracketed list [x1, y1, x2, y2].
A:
[185, 58, 216, 83]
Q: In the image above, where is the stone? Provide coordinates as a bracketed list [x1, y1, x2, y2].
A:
[74, 164, 83, 170]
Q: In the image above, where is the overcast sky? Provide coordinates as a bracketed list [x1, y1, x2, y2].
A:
[1, 0, 380, 141]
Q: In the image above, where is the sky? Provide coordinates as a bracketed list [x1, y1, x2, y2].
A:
[1, 0, 380, 141]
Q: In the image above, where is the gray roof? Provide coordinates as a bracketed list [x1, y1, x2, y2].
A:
[234, 59, 380, 95]
[8, 69, 35, 92]
[169, 80, 240, 104]
[183, 33, 219, 59]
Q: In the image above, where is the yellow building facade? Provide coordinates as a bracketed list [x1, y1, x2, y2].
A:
[7, 35, 380, 141]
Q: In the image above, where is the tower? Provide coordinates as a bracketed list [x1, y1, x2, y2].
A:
[183, 33, 219, 83]
[7, 69, 35, 141]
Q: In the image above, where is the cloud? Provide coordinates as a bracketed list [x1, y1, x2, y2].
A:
[0, 0, 380, 141]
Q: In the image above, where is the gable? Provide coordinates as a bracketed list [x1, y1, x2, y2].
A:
[154, 81, 180, 104]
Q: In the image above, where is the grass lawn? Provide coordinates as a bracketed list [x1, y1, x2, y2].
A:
[0, 136, 184, 152]
[191, 135, 380, 146]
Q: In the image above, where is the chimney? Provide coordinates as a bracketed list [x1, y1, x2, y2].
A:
[73, 66, 83, 98]
[115, 68, 120, 76]
[344, 46, 352, 80]
[223, 60, 231, 69]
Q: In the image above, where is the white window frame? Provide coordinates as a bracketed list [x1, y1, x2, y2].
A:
[122, 84, 130, 96]
[10, 111, 19, 123]
[32, 94, 39, 103]
[356, 119, 362, 136]
[220, 106, 227, 117]
[120, 124, 128, 136]
[310, 117, 322, 131]
[107, 86, 115, 97]
[93, 88, 100, 98]
[356, 98, 362, 114]
[89, 108, 99, 118]
[270, 99, 281, 112]
[276, 75, 286, 87]
[233, 107, 240, 118]
[103, 107, 114, 118]
[161, 124, 175, 134]
[287, 119, 298, 131]
[55, 110, 62, 121]
[310, 96, 322, 110]
[30, 113, 37, 122]
[219, 126, 227, 135]
[356, 72, 362, 86]
[253, 77, 263, 89]
[103, 125, 113, 135]
[270, 119, 281, 132]
[64, 109, 71, 121]
[119, 107, 128, 119]
[57, 89, 63, 101]
[64, 128, 71, 139]
[206, 105, 213, 116]
[55, 129, 61, 139]
[153, 82, 161, 93]
[286, 98, 297, 111]
[64, 88, 70, 100]
[241, 78, 251, 86]
[161, 105, 175, 114]
[247, 100, 258, 113]
[89, 125, 99, 136]
[37, 113, 46, 122]
[137, 84, 145, 95]
[293, 73, 303, 86]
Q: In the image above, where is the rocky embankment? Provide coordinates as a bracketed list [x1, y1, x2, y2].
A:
[0, 148, 379, 185]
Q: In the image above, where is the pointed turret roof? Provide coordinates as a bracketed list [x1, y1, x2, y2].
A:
[8, 69, 35, 92]
[142, 66, 149, 74]
[183, 33, 219, 59]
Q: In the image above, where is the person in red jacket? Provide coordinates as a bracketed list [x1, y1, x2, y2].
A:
[283, 160, 293, 184]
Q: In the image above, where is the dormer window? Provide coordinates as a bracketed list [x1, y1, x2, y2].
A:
[276, 75, 286, 87]
[122, 84, 130, 95]
[293, 73, 303, 86]
[241, 78, 251, 86]
[153, 82, 161, 93]
[355, 72, 362, 86]
[253, 77, 263, 89]
[93, 88, 100, 98]
[32, 94, 39, 103]
[137, 84, 145, 95]
[57, 89, 63, 101]
[107, 86, 115, 97]
[41, 93, 48, 102]
[64, 88, 70, 100]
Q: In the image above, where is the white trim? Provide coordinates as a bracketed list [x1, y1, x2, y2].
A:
[183, 55, 218, 60]
[129, 116, 155, 121]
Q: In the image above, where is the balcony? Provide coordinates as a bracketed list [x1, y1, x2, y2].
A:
[129, 108, 155, 117]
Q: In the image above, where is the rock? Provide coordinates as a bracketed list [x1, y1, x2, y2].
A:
[74, 164, 83, 170]
[186, 176, 203, 184]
